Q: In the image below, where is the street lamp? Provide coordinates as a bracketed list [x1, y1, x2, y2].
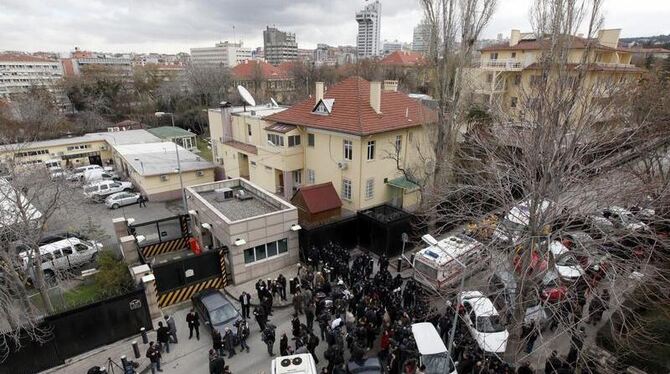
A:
[155, 112, 187, 213]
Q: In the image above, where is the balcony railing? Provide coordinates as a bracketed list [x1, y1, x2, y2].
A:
[477, 60, 525, 70]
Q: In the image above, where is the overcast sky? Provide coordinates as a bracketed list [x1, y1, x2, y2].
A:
[1, 0, 668, 55]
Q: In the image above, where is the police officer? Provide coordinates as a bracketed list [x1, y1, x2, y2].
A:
[261, 324, 276, 356]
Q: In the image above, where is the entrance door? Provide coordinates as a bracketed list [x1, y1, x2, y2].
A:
[88, 154, 102, 166]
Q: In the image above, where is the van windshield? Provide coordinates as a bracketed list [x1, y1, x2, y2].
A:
[422, 353, 454, 373]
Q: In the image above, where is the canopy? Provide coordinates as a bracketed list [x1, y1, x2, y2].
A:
[386, 176, 420, 191]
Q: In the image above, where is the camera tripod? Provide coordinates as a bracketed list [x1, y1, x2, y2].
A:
[106, 357, 132, 374]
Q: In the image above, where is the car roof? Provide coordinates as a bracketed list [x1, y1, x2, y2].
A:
[460, 291, 499, 317]
[506, 199, 551, 225]
[549, 241, 569, 256]
[411, 322, 447, 355]
[197, 289, 230, 310]
[19, 238, 84, 257]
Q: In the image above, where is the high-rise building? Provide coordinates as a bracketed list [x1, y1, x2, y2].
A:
[0, 53, 64, 100]
[382, 40, 403, 55]
[190, 41, 252, 68]
[355, 1, 381, 58]
[263, 26, 298, 65]
[412, 19, 432, 55]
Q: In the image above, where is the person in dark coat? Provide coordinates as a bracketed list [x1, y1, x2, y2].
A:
[208, 350, 225, 374]
[147, 341, 163, 373]
[212, 329, 224, 357]
[223, 327, 236, 358]
[186, 308, 200, 340]
[262, 324, 276, 356]
[307, 332, 320, 365]
[277, 274, 287, 301]
[239, 291, 252, 319]
[164, 314, 178, 344]
[254, 305, 268, 332]
[156, 321, 170, 353]
[305, 300, 316, 331]
[545, 350, 563, 374]
[280, 332, 289, 356]
[517, 361, 534, 374]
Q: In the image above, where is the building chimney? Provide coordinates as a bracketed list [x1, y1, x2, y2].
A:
[383, 80, 398, 92]
[370, 81, 382, 114]
[510, 29, 521, 46]
[315, 82, 324, 104]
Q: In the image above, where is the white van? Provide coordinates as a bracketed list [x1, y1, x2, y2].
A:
[413, 234, 489, 291]
[492, 199, 552, 244]
[83, 169, 120, 184]
[271, 354, 317, 374]
[19, 237, 102, 282]
[67, 164, 103, 181]
[411, 322, 458, 374]
[83, 180, 133, 199]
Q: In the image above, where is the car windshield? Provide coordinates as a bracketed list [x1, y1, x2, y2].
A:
[476, 315, 505, 333]
[556, 253, 579, 266]
[210, 304, 237, 325]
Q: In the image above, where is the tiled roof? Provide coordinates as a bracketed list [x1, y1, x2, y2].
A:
[480, 37, 622, 52]
[263, 76, 437, 136]
[0, 53, 57, 63]
[293, 182, 342, 214]
[276, 61, 301, 73]
[224, 140, 258, 155]
[231, 60, 289, 80]
[264, 123, 296, 133]
[380, 51, 425, 66]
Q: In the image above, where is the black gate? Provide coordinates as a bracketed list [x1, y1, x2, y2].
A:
[358, 204, 414, 257]
[129, 215, 191, 260]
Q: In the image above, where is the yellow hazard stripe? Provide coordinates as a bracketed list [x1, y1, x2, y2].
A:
[141, 237, 188, 258]
[156, 276, 226, 308]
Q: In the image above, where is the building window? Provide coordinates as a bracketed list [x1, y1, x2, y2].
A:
[244, 248, 255, 264]
[307, 169, 315, 184]
[511, 52, 516, 58]
[255, 245, 267, 261]
[250, 161, 257, 167]
[486, 74, 493, 83]
[366, 141, 375, 160]
[365, 178, 374, 199]
[513, 74, 521, 86]
[292, 170, 302, 185]
[66, 144, 91, 151]
[267, 133, 284, 146]
[243, 238, 289, 264]
[288, 135, 301, 147]
[342, 179, 352, 201]
[343, 139, 353, 160]
[408, 132, 413, 143]
[510, 97, 518, 108]
[266, 241, 278, 257]
[490, 52, 498, 60]
[278, 238, 288, 254]
[247, 124, 252, 136]
[15, 149, 48, 157]
[307, 133, 315, 147]
[395, 135, 402, 154]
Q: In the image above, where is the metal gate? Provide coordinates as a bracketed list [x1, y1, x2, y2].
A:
[129, 215, 191, 261]
[153, 248, 229, 308]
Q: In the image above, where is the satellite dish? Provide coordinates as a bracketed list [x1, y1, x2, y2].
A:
[270, 98, 278, 107]
[237, 85, 256, 108]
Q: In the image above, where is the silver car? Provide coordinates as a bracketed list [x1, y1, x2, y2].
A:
[105, 192, 141, 209]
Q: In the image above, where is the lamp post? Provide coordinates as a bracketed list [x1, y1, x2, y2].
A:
[155, 112, 187, 213]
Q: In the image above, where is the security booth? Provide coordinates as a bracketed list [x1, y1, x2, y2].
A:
[358, 204, 414, 257]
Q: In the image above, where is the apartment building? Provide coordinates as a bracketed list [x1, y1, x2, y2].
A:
[208, 77, 436, 212]
[412, 19, 432, 55]
[263, 27, 298, 66]
[230, 60, 294, 101]
[356, 1, 382, 58]
[190, 41, 253, 68]
[0, 54, 64, 100]
[470, 28, 645, 112]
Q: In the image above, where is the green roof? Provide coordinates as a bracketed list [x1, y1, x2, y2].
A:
[386, 176, 420, 191]
[147, 126, 194, 139]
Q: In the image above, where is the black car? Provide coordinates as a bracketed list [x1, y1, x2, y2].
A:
[191, 288, 241, 337]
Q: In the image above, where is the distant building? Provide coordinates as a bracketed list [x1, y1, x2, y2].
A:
[61, 48, 132, 79]
[412, 19, 432, 55]
[314, 44, 357, 66]
[356, 1, 382, 58]
[382, 40, 403, 55]
[147, 126, 197, 152]
[263, 26, 298, 65]
[0, 53, 64, 100]
[190, 41, 252, 68]
[380, 51, 424, 67]
[230, 60, 294, 101]
[297, 48, 314, 62]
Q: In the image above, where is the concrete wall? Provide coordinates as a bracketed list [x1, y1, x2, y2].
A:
[123, 166, 215, 202]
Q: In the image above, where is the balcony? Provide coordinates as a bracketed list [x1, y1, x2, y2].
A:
[477, 60, 525, 71]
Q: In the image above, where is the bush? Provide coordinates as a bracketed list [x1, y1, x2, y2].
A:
[94, 250, 133, 296]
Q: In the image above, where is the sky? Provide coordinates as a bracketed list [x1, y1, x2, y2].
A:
[1, 0, 668, 55]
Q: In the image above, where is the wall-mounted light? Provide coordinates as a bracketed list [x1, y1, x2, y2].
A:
[136, 235, 146, 244]
[201, 223, 212, 230]
[290, 224, 302, 232]
[188, 209, 197, 216]
[234, 238, 246, 246]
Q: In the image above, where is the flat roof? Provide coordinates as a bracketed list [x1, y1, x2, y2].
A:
[208, 105, 287, 119]
[147, 126, 195, 139]
[0, 129, 161, 152]
[115, 142, 214, 176]
[188, 179, 295, 223]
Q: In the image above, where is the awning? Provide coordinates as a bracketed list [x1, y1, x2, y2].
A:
[386, 176, 420, 191]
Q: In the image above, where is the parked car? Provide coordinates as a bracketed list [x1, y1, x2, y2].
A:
[48, 166, 65, 179]
[66, 164, 102, 181]
[83, 169, 120, 184]
[457, 290, 509, 353]
[593, 206, 650, 233]
[548, 241, 585, 282]
[105, 192, 141, 209]
[19, 237, 102, 284]
[191, 289, 242, 337]
[410, 322, 457, 374]
[557, 231, 610, 271]
[492, 199, 552, 245]
[83, 180, 133, 199]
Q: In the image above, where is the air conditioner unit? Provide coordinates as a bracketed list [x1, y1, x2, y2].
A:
[196, 170, 204, 177]
[100, 146, 108, 150]
[160, 175, 168, 181]
[337, 161, 348, 170]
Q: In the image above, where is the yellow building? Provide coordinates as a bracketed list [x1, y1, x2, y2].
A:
[208, 77, 436, 212]
[472, 28, 644, 113]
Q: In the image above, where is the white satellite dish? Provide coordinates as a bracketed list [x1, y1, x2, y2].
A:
[237, 85, 256, 109]
[270, 98, 278, 107]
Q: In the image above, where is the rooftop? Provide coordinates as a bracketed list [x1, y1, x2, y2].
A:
[208, 105, 287, 119]
[188, 179, 295, 223]
[147, 126, 195, 139]
[114, 142, 214, 176]
[231, 60, 290, 80]
[0, 53, 58, 63]
[380, 51, 425, 66]
[263, 77, 437, 136]
[0, 129, 161, 153]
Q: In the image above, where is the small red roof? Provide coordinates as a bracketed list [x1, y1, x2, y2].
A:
[0, 53, 57, 63]
[264, 76, 437, 136]
[380, 51, 425, 66]
[231, 60, 289, 80]
[293, 182, 342, 214]
[276, 61, 301, 73]
[224, 140, 258, 155]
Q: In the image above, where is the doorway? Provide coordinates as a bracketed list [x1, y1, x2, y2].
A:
[88, 154, 102, 166]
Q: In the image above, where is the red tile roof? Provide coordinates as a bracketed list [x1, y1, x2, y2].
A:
[276, 61, 301, 73]
[0, 53, 57, 63]
[231, 60, 289, 80]
[480, 37, 623, 52]
[263, 76, 437, 136]
[224, 140, 258, 155]
[380, 51, 425, 66]
[293, 182, 342, 214]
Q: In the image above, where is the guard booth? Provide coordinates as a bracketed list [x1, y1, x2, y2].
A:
[129, 214, 228, 308]
[358, 204, 415, 257]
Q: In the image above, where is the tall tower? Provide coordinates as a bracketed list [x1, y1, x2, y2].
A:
[263, 26, 298, 66]
[355, 1, 381, 58]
